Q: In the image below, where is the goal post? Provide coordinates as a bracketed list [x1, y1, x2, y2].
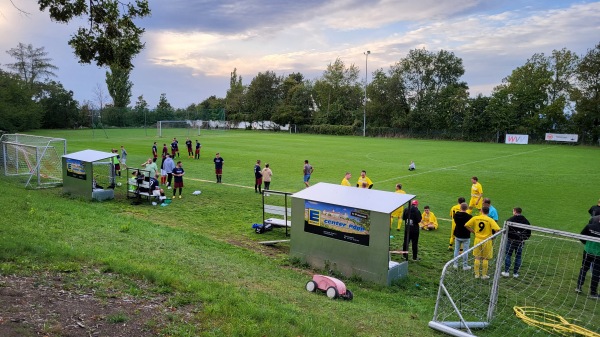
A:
[430, 222, 600, 336]
[1, 134, 67, 189]
[157, 120, 201, 138]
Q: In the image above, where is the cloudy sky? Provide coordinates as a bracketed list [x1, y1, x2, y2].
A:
[1, 0, 599, 108]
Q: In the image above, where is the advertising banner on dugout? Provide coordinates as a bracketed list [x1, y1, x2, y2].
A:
[505, 134, 529, 145]
[545, 133, 578, 142]
[304, 200, 371, 246]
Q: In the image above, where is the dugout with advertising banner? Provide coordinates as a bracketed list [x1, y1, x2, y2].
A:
[62, 150, 117, 201]
[290, 183, 416, 285]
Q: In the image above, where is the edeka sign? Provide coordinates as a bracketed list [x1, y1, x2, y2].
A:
[505, 134, 529, 145]
[545, 133, 578, 142]
[305, 200, 370, 246]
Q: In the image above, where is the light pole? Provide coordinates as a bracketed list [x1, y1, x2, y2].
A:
[363, 50, 370, 137]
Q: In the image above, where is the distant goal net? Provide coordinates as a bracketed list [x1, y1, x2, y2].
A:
[430, 222, 600, 336]
[1, 134, 67, 188]
[157, 120, 201, 138]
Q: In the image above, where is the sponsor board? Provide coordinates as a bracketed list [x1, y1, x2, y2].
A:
[505, 134, 529, 145]
[545, 133, 578, 142]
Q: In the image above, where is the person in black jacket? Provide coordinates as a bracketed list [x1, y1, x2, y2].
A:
[452, 203, 472, 270]
[502, 207, 531, 278]
[589, 199, 600, 219]
[402, 200, 423, 261]
[576, 215, 600, 298]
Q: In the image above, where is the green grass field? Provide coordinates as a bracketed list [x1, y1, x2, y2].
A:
[1, 128, 598, 336]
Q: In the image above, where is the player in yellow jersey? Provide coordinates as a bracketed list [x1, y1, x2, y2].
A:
[449, 197, 466, 250]
[356, 170, 373, 189]
[341, 172, 352, 186]
[465, 206, 500, 279]
[420, 206, 439, 230]
[391, 183, 406, 230]
[468, 176, 483, 214]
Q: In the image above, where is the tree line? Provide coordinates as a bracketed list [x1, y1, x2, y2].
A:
[1, 42, 599, 144]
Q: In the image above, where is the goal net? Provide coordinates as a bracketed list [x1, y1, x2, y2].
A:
[430, 222, 600, 337]
[1, 134, 67, 189]
[157, 120, 201, 138]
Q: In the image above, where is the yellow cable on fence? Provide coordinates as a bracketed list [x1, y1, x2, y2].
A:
[513, 306, 600, 337]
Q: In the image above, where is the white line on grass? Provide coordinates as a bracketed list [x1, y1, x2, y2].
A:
[186, 177, 255, 190]
[377, 146, 553, 184]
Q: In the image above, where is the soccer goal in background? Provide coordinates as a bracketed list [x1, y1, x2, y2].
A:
[430, 222, 600, 337]
[157, 120, 201, 138]
[1, 134, 67, 189]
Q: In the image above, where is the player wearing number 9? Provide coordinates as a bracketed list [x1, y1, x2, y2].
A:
[465, 206, 501, 279]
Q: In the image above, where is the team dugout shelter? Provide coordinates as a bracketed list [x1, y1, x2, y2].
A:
[290, 183, 416, 286]
[62, 150, 117, 201]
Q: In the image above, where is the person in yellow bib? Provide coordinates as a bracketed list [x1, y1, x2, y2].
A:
[449, 197, 466, 250]
[391, 183, 406, 230]
[465, 206, 500, 279]
[341, 172, 352, 186]
[356, 170, 373, 189]
[420, 206, 439, 230]
[468, 176, 483, 214]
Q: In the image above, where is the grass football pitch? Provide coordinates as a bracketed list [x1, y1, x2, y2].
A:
[1, 128, 598, 336]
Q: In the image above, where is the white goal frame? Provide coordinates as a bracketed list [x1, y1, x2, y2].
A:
[429, 222, 600, 336]
[157, 120, 201, 137]
[1, 133, 67, 189]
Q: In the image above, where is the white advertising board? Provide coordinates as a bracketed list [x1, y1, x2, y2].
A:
[505, 134, 529, 145]
[545, 133, 578, 142]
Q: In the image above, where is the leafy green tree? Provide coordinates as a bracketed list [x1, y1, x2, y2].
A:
[273, 73, 313, 126]
[245, 71, 282, 123]
[38, 0, 150, 69]
[392, 48, 466, 131]
[5, 43, 58, 91]
[106, 64, 132, 108]
[313, 58, 362, 125]
[225, 68, 246, 122]
[38, 81, 79, 128]
[572, 42, 600, 144]
[155, 93, 174, 121]
[366, 69, 409, 128]
[0, 70, 43, 131]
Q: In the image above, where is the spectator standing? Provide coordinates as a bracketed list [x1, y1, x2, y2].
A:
[303, 160, 313, 188]
[161, 143, 168, 168]
[141, 158, 158, 179]
[502, 207, 531, 278]
[465, 206, 500, 279]
[262, 163, 273, 191]
[254, 160, 263, 193]
[402, 200, 423, 261]
[452, 203, 473, 270]
[214, 153, 224, 183]
[576, 215, 600, 299]
[449, 197, 466, 251]
[120, 145, 128, 169]
[172, 161, 185, 199]
[163, 154, 176, 189]
[112, 149, 121, 177]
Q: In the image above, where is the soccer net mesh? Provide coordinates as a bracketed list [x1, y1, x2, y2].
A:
[1, 134, 66, 189]
[430, 222, 600, 337]
[157, 120, 201, 138]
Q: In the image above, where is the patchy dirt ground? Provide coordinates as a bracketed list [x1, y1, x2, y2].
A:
[0, 272, 195, 337]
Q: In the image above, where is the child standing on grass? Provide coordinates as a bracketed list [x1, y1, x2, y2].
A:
[172, 161, 185, 199]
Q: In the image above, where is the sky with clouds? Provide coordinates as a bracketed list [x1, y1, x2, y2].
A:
[0, 0, 599, 108]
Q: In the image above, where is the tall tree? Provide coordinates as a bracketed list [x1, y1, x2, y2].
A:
[245, 70, 282, 123]
[572, 42, 600, 144]
[106, 64, 132, 108]
[225, 68, 246, 122]
[366, 68, 409, 128]
[313, 58, 362, 125]
[0, 70, 43, 132]
[38, 81, 79, 128]
[38, 0, 151, 69]
[5, 43, 58, 91]
[273, 73, 314, 126]
[155, 93, 174, 121]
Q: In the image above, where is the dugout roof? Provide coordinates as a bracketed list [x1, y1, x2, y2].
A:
[63, 149, 116, 162]
[292, 182, 415, 213]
